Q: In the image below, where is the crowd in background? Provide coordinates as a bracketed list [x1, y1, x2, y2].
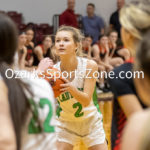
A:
[1, 0, 150, 150]
[1, 0, 129, 92]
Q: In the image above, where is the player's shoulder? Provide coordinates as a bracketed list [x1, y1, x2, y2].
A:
[86, 59, 98, 71]
[108, 63, 133, 88]
[20, 71, 54, 96]
[113, 63, 132, 74]
[77, 57, 98, 72]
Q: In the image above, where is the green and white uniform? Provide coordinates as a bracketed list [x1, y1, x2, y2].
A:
[13, 52, 57, 149]
[19, 72, 57, 150]
[54, 57, 105, 147]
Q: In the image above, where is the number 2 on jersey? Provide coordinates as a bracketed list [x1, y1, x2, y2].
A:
[73, 102, 84, 117]
[28, 98, 55, 134]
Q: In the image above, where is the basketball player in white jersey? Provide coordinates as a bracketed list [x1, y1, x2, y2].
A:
[54, 26, 107, 150]
[0, 13, 57, 150]
[20, 74, 57, 150]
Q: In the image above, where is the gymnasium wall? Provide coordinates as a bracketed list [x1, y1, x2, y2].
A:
[0, 0, 132, 25]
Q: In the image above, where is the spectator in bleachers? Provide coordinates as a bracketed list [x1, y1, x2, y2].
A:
[82, 34, 93, 58]
[33, 35, 58, 66]
[59, 0, 78, 28]
[109, 30, 130, 61]
[108, 30, 128, 67]
[82, 3, 105, 44]
[25, 28, 34, 67]
[109, 30, 118, 53]
[109, 0, 125, 38]
[92, 34, 113, 71]
[92, 34, 112, 91]
[17, 32, 27, 69]
[92, 32, 125, 73]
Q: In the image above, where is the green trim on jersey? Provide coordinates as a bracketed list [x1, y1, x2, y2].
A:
[93, 86, 102, 114]
[56, 99, 62, 117]
[28, 98, 55, 134]
[78, 88, 83, 91]
[57, 92, 73, 102]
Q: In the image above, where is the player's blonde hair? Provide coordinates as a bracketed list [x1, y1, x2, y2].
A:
[120, 0, 150, 40]
[56, 25, 84, 56]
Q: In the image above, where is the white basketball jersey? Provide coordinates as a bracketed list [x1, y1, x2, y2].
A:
[54, 57, 102, 122]
[19, 72, 57, 150]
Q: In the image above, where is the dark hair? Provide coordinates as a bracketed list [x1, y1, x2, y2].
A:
[108, 30, 118, 36]
[136, 30, 150, 76]
[25, 27, 35, 44]
[19, 31, 26, 36]
[25, 27, 34, 33]
[43, 35, 52, 42]
[84, 34, 93, 40]
[36, 35, 53, 45]
[87, 3, 95, 8]
[0, 15, 18, 64]
[0, 14, 30, 150]
[98, 34, 108, 41]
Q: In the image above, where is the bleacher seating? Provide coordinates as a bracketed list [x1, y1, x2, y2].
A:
[0, 10, 55, 44]
[7, 11, 22, 25]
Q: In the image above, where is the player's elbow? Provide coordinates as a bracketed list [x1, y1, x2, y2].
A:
[82, 98, 91, 107]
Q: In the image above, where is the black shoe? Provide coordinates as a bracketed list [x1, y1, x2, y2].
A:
[96, 81, 100, 88]
[105, 82, 110, 89]
[98, 85, 109, 93]
[102, 87, 110, 93]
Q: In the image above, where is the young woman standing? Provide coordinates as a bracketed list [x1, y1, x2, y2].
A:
[54, 26, 107, 150]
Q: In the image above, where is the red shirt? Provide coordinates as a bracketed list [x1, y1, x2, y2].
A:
[59, 9, 78, 28]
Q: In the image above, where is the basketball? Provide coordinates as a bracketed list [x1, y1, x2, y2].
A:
[42, 67, 65, 98]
